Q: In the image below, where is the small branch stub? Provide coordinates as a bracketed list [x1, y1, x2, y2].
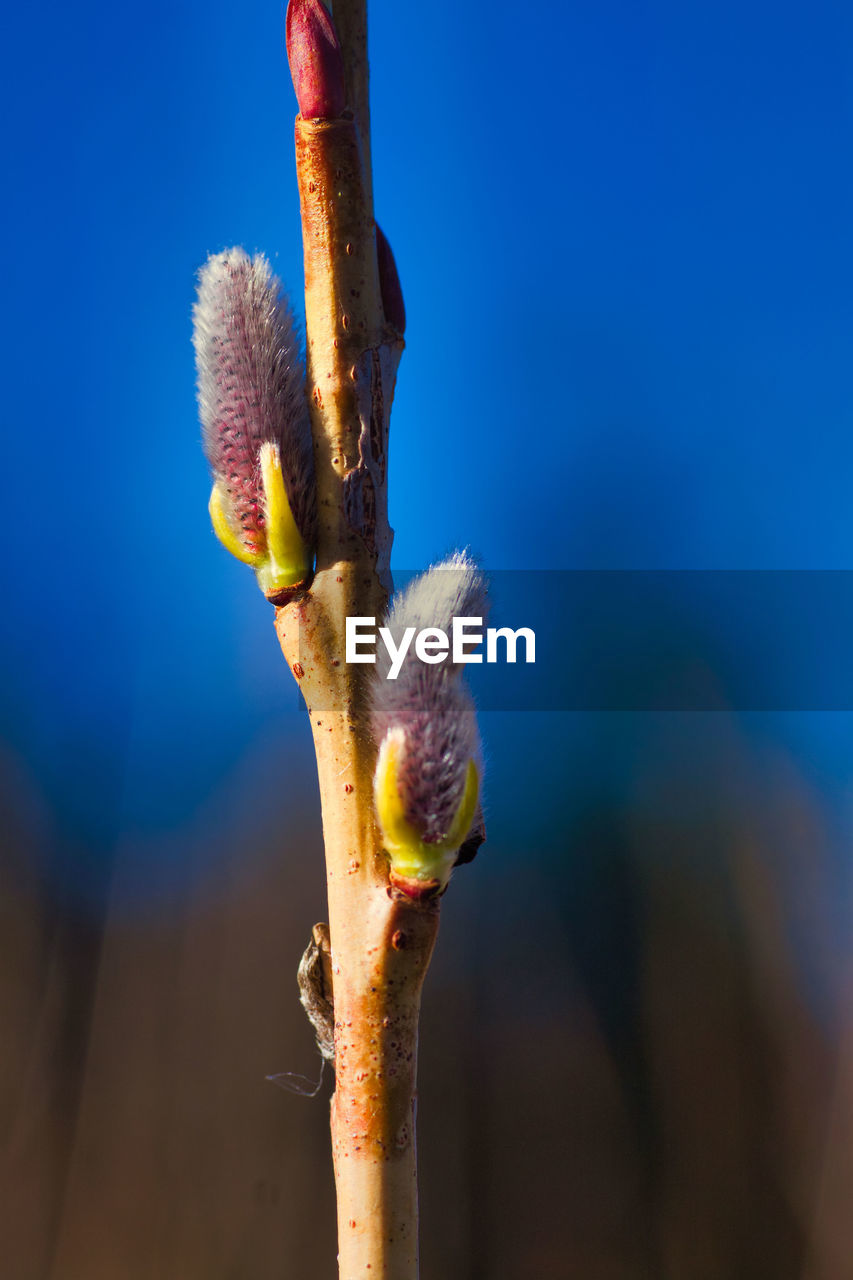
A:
[298, 923, 335, 1063]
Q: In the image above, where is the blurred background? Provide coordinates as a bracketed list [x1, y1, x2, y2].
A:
[3, 0, 853, 1275]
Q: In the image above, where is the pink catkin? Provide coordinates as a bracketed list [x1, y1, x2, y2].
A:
[371, 554, 488, 844]
[192, 249, 316, 557]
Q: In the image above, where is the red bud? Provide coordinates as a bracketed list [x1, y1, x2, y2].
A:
[376, 224, 406, 333]
[389, 871, 443, 902]
[286, 0, 346, 119]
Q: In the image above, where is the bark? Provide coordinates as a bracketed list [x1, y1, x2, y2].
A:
[275, 5, 438, 1273]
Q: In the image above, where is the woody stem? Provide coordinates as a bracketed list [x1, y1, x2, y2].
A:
[275, 2, 436, 1276]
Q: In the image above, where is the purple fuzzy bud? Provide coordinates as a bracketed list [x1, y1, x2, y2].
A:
[192, 248, 316, 557]
[371, 554, 488, 844]
[378, 553, 488, 659]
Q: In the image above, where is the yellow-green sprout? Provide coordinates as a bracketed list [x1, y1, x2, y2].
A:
[375, 727, 480, 891]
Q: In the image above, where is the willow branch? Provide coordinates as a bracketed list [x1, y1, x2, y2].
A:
[276, 3, 434, 1276]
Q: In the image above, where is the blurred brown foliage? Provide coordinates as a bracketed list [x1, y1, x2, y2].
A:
[2, 719, 852, 1279]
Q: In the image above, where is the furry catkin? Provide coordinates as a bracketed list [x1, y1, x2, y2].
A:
[372, 553, 487, 845]
[193, 248, 316, 557]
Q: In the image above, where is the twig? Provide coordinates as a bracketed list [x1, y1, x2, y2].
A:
[275, 2, 436, 1274]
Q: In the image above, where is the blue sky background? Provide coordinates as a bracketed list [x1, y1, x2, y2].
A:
[2, 0, 853, 914]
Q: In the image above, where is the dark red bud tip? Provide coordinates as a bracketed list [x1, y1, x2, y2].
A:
[265, 576, 312, 607]
[286, 0, 346, 119]
[376, 224, 406, 333]
[389, 871, 443, 902]
[454, 813, 486, 868]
